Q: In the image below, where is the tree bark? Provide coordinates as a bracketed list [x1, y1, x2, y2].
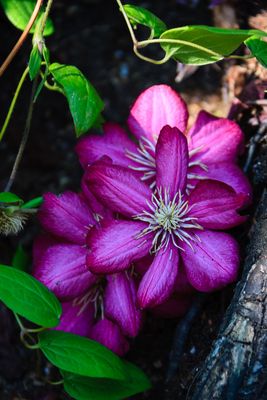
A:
[190, 188, 267, 400]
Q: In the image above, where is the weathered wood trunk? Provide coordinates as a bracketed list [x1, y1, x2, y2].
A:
[190, 188, 267, 400]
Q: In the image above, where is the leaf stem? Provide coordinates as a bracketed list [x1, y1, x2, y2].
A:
[46, 379, 64, 386]
[4, 76, 39, 192]
[20, 330, 40, 350]
[137, 38, 223, 58]
[133, 46, 174, 65]
[116, 0, 138, 45]
[0, 0, 43, 77]
[115, 1, 223, 64]
[14, 312, 26, 331]
[0, 67, 29, 142]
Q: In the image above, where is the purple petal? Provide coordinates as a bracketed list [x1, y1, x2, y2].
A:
[39, 192, 95, 245]
[156, 126, 189, 197]
[188, 119, 244, 164]
[188, 180, 247, 229]
[55, 300, 94, 337]
[87, 220, 153, 274]
[188, 110, 218, 137]
[81, 174, 113, 219]
[128, 85, 188, 141]
[90, 318, 129, 356]
[189, 162, 252, 206]
[137, 244, 179, 308]
[76, 122, 137, 169]
[85, 161, 151, 217]
[33, 235, 96, 300]
[104, 272, 142, 337]
[181, 230, 239, 292]
[151, 292, 193, 318]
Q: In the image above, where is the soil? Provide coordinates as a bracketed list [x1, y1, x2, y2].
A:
[0, 0, 266, 399]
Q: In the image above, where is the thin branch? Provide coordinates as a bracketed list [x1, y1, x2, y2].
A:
[4, 77, 39, 192]
[0, 0, 43, 77]
[39, 0, 54, 37]
[0, 67, 29, 142]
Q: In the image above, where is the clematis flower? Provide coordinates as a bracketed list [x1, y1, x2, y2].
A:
[54, 271, 141, 356]
[85, 126, 245, 309]
[33, 191, 142, 355]
[76, 85, 251, 204]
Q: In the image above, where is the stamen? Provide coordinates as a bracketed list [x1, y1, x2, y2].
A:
[135, 188, 203, 253]
[126, 138, 208, 192]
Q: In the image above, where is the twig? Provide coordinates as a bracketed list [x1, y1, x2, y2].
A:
[4, 77, 39, 192]
[0, 67, 29, 142]
[0, 0, 43, 77]
[165, 293, 208, 382]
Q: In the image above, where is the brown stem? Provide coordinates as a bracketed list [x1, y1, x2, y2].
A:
[0, 0, 43, 77]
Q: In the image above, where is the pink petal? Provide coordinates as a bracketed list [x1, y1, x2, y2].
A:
[189, 162, 252, 206]
[87, 220, 153, 274]
[187, 110, 218, 137]
[90, 318, 129, 356]
[151, 292, 193, 318]
[137, 244, 179, 308]
[127, 85, 188, 141]
[188, 119, 244, 164]
[104, 272, 142, 337]
[181, 230, 239, 292]
[188, 180, 247, 229]
[85, 161, 151, 217]
[33, 235, 96, 300]
[38, 192, 94, 245]
[156, 126, 188, 197]
[76, 122, 137, 169]
[55, 300, 94, 337]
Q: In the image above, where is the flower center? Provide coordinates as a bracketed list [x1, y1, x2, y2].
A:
[126, 137, 208, 192]
[135, 189, 203, 253]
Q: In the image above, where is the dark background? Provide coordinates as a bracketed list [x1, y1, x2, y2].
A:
[0, 1, 266, 399]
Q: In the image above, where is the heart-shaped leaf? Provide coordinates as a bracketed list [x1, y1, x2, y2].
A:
[245, 36, 267, 68]
[39, 330, 128, 380]
[0, 192, 23, 206]
[61, 361, 151, 400]
[0, 265, 61, 327]
[49, 63, 104, 137]
[0, 0, 54, 36]
[160, 25, 267, 65]
[124, 4, 167, 38]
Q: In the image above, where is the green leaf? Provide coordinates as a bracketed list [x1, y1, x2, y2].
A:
[160, 25, 267, 65]
[22, 196, 43, 209]
[39, 330, 128, 380]
[49, 63, 104, 137]
[0, 0, 54, 36]
[12, 245, 29, 271]
[61, 362, 151, 400]
[124, 4, 167, 38]
[245, 36, 267, 68]
[0, 192, 23, 206]
[29, 45, 42, 80]
[0, 265, 61, 327]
